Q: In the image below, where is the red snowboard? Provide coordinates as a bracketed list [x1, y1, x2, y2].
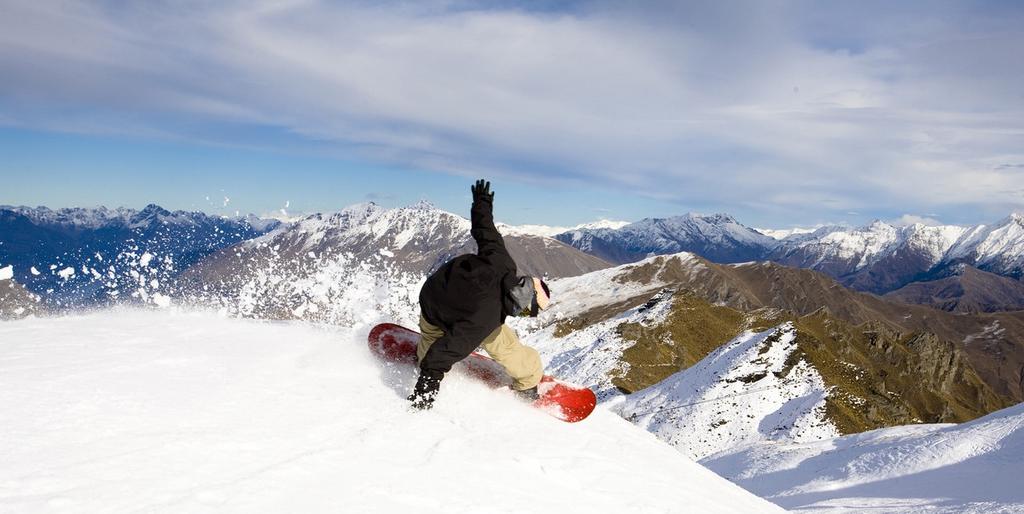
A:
[368, 323, 597, 423]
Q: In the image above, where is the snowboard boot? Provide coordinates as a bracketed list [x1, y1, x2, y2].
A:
[512, 385, 539, 402]
[408, 370, 443, 410]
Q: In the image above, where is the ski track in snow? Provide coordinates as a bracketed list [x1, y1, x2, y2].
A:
[0, 310, 784, 514]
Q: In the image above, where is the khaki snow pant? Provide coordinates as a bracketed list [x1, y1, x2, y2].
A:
[417, 315, 544, 391]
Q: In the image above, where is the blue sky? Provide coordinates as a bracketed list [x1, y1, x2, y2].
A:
[0, 126, 683, 224]
[2, 1, 1023, 228]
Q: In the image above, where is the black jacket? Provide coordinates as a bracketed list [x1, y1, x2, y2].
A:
[418, 196, 518, 374]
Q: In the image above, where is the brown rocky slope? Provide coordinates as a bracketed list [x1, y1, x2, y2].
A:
[884, 264, 1024, 313]
[609, 290, 1006, 434]
[553, 253, 1024, 408]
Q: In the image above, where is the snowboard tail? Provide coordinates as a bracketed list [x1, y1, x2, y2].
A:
[368, 323, 596, 423]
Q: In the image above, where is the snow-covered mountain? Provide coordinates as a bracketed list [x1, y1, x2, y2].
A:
[0, 309, 786, 514]
[0, 204, 280, 308]
[195, 201, 610, 278]
[497, 219, 630, 238]
[946, 213, 1024, 279]
[769, 221, 968, 293]
[554, 213, 778, 264]
[10, 202, 1024, 314]
[181, 201, 610, 324]
[558, 213, 1024, 301]
[755, 226, 821, 240]
[753, 215, 1024, 294]
[0, 204, 277, 232]
[234, 201, 474, 275]
[704, 401, 1024, 513]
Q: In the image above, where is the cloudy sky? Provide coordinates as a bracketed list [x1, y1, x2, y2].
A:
[2, 0, 1023, 227]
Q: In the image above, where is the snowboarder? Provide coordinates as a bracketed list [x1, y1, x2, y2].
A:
[408, 179, 551, 410]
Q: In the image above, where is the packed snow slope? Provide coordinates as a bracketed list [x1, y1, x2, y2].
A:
[703, 402, 1024, 514]
[0, 310, 784, 514]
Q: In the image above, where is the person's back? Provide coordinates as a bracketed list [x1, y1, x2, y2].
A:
[409, 180, 551, 410]
[419, 252, 511, 341]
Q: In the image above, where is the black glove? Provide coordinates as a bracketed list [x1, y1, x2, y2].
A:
[408, 369, 443, 410]
[471, 179, 494, 204]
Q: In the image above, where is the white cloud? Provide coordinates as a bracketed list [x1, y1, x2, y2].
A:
[259, 210, 305, 223]
[1, 1, 1023, 222]
[892, 214, 943, 227]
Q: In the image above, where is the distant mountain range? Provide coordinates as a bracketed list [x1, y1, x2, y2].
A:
[4, 202, 1024, 316]
[767, 221, 967, 293]
[497, 219, 630, 238]
[550, 212, 1024, 312]
[554, 213, 776, 265]
[768, 215, 1024, 292]
[0, 204, 280, 308]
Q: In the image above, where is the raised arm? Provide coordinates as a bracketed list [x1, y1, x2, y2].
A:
[470, 179, 511, 261]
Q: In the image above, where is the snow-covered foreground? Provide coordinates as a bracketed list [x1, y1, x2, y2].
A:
[704, 403, 1024, 514]
[0, 310, 784, 513]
